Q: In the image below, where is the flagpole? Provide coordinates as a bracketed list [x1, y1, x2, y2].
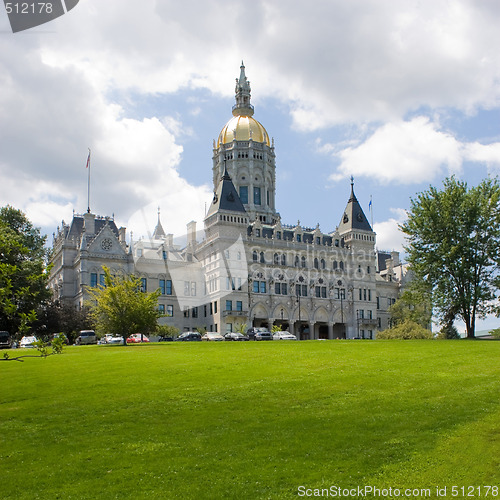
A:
[369, 195, 373, 229]
[86, 148, 91, 213]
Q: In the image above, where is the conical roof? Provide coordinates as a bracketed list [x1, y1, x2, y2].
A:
[206, 167, 246, 218]
[152, 208, 166, 239]
[337, 177, 372, 234]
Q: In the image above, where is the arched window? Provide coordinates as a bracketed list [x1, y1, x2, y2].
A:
[281, 254, 286, 266]
[301, 256, 307, 268]
[260, 252, 265, 264]
[314, 258, 319, 269]
[274, 253, 279, 265]
[253, 251, 258, 262]
[321, 259, 326, 269]
[339, 261, 344, 270]
[295, 256, 299, 267]
[333, 260, 338, 270]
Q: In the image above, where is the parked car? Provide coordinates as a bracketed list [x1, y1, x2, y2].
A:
[273, 331, 297, 340]
[224, 332, 249, 341]
[100, 334, 113, 344]
[246, 327, 272, 341]
[254, 331, 273, 341]
[101, 334, 124, 344]
[126, 334, 149, 343]
[0, 331, 12, 349]
[20, 335, 38, 348]
[75, 330, 97, 345]
[158, 336, 174, 342]
[202, 333, 224, 341]
[175, 332, 202, 342]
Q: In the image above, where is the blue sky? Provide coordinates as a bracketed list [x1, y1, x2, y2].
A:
[1, 1, 500, 330]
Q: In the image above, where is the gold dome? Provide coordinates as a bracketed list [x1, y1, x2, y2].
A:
[217, 115, 270, 147]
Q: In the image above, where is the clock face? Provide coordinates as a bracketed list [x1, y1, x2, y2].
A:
[101, 238, 113, 251]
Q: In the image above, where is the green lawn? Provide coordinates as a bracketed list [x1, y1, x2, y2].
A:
[1, 340, 499, 499]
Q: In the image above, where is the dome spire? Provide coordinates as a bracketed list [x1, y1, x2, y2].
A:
[233, 61, 254, 117]
[152, 206, 166, 239]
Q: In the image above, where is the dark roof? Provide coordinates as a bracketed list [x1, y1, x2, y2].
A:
[206, 168, 246, 218]
[377, 252, 392, 272]
[337, 181, 372, 234]
[67, 215, 119, 238]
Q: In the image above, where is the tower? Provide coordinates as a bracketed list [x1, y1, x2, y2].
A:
[212, 62, 277, 224]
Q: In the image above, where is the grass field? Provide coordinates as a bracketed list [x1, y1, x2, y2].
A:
[1, 340, 500, 499]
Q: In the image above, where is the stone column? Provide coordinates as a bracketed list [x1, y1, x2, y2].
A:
[328, 323, 334, 340]
[309, 322, 316, 340]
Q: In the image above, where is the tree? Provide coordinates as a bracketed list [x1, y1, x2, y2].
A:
[87, 267, 161, 343]
[156, 324, 179, 339]
[38, 300, 92, 344]
[0, 206, 50, 335]
[401, 177, 500, 338]
[389, 287, 432, 330]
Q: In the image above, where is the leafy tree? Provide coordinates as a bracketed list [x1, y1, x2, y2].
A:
[389, 287, 432, 329]
[401, 177, 500, 338]
[0, 206, 50, 335]
[271, 324, 282, 333]
[377, 320, 434, 340]
[87, 267, 161, 343]
[157, 324, 179, 339]
[38, 301, 92, 344]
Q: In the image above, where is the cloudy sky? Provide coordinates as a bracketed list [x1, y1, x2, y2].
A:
[1, 2, 500, 293]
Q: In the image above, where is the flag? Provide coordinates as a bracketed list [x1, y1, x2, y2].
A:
[86, 150, 91, 168]
[368, 197, 372, 211]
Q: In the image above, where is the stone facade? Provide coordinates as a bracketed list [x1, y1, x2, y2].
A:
[48, 64, 406, 338]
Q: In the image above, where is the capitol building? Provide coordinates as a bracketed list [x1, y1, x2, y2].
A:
[49, 64, 407, 339]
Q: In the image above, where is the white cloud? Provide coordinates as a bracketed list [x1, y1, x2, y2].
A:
[374, 209, 407, 254]
[464, 142, 500, 171]
[30, 0, 500, 127]
[329, 117, 464, 185]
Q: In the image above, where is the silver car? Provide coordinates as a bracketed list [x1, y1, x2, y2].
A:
[75, 330, 97, 345]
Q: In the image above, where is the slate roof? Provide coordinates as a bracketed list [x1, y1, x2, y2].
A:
[67, 215, 119, 238]
[206, 168, 246, 218]
[337, 180, 372, 234]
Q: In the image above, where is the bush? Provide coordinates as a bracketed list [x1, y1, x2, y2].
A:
[436, 324, 461, 340]
[489, 327, 500, 339]
[156, 324, 179, 339]
[377, 320, 434, 340]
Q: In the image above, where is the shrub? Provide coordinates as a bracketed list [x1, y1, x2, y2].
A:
[377, 320, 434, 340]
[156, 324, 179, 339]
[436, 324, 461, 339]
[489, 327, 500, 339]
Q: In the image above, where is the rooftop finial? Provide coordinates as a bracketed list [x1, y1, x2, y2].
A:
[233, 61, 254, 117]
